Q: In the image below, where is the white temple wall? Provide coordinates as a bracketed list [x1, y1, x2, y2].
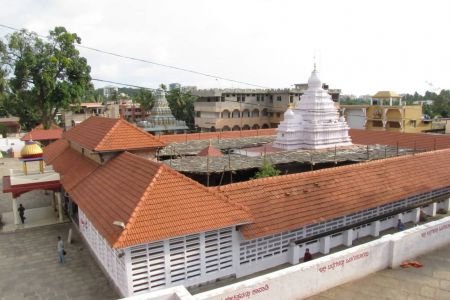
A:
[126, 226, 237, 296]
[235, 188, 450, 278]
[78, 209, 128, 296]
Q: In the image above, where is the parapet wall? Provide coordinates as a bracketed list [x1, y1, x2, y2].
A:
[122, 216, 450, 300]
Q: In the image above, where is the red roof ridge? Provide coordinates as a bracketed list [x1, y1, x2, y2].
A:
[219, 148, 450, 191]
[95, 117, 122, 151]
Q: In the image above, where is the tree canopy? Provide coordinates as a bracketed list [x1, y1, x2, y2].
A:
[135, 88, 155, 116]
[0, 27, 92, 129]
[166, 87, 197, 130]
[253, 161, 281, 179]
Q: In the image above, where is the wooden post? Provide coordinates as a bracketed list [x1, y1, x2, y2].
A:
[228, 151, 232, 183]
[366, 144, 370, 160]
[206, 155, 210, 187]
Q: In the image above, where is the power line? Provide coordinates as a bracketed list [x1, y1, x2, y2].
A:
[0, 24, 271, 89]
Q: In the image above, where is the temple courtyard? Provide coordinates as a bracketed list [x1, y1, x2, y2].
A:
[0, 223, 118, 300]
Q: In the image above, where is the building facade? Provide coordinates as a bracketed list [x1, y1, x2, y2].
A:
[341, 91, 433, 133]
[193, 85, 340, 132]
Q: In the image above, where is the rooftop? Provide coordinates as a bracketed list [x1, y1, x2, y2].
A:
[21, 128, 63, 142]
[372, 91, 401, 98]
[216, 148, 450, 239]
[63, 116, 165, 152]
[69, 152, 251, 248]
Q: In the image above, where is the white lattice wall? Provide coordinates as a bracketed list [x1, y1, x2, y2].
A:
[128, 227, 235, 295]
[238, 187, 450, 268]
[78, 210, 128, 296]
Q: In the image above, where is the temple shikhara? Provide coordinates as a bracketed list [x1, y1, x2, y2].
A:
[3, 71, 450, 299]
[274, 67, 352, 150]
[137, 90, 188, 135]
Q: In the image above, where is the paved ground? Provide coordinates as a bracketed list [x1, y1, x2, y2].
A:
[0, 223, 119, 300]
[307, 243, 450, 300]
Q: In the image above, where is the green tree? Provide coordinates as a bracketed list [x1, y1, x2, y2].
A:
[1, 27, 91, 129]
[253, 161, 281, 179]
[135, 89, 154, 117]
[166, 87, 197, 129]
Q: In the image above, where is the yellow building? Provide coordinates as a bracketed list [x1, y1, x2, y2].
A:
[342, 91, 432, 133]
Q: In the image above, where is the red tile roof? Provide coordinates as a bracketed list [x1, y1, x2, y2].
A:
[158, 129, 276, 143]
[160, 128, 450, 152]
[217, 149, 450, 240]
[21, 129, 63, 142]
[349, 129, 450, 151]
[70, 152, 251, 248]
[63, 117, 165, 152]
[50, 147, 99, 191]
[43, 139, 69, 164]
[197, 145, 223, 157]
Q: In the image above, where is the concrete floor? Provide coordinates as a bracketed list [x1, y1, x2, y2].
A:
[0, 223, 119, 300]
[306, 243, 450, 300]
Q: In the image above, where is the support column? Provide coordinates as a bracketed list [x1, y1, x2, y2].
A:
[319, 236, 330, 255]
[413, 207, 421, 224]
[55, 192, 63, 222]
[343, 229, 353, 247]
[428, 202, 437, 217]
[52, 191, 57, 211]
[288, 242, 300, 265]
[371, 220, 380, 237]
[12, 196, 19, 225]
[443, 199, 450, 212]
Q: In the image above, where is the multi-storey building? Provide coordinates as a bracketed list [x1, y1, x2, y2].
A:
[193, 85, 340, 132]
[341, 91, 433, 133]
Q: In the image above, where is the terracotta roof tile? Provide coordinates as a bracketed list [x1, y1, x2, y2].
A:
[197, 145, 223, 157]
[21, 129, 63, 141]
[50, 147, 99, 191]
[63, 117, 165, 152]
[349, 129, 450, 151]
[70, 152, 251, 248]
[43, 139, 69, 164]
[217, 149, 450, 239]
[158, 129, 276, 143]
[160, 128, 450, 152]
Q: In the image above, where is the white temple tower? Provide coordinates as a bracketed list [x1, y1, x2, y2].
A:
[273, 68, 352, 150]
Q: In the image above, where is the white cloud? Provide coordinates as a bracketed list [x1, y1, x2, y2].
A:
[1, 0, 449, 95]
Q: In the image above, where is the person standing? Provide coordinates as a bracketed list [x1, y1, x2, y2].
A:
[18, 204, 25, 224]
[57, 236, 65, 264]
[303, 248, 313, 262]
[397, 219, 405, 231]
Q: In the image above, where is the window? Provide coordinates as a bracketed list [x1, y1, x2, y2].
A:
[237, 95, 241, 102]
[257, 95, 260, 102]
[221, 96, 225, 102]
[277, 96, 282, 101]
[410, 120, 417, 127]
[289, 95, 293, 103]
[242, 96, 245, 102]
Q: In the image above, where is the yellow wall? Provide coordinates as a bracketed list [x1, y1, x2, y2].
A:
[363, 105, 432, 133]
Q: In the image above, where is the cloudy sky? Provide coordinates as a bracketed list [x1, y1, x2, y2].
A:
[1, 0, 449, 95]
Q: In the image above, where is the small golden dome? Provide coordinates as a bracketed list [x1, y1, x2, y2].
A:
[20, 140, 44, 159]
